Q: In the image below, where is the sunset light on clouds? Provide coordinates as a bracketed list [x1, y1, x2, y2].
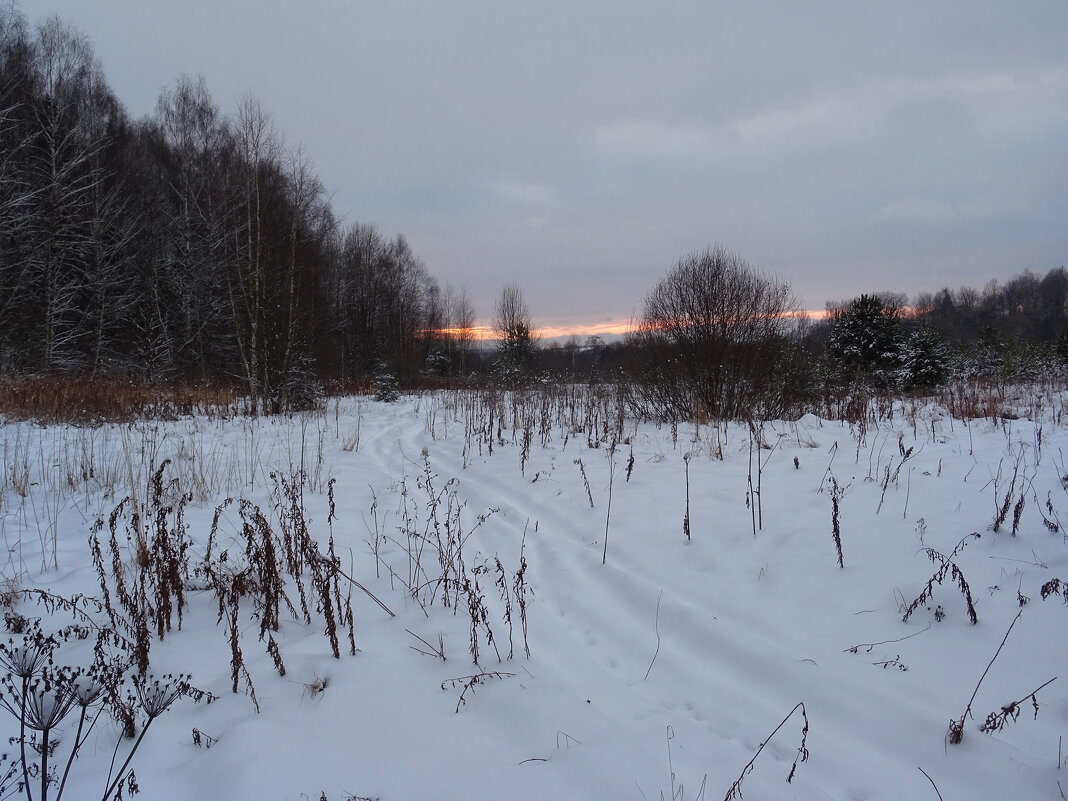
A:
[449, 311, 831, 344]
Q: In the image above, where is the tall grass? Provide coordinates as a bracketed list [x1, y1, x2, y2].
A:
[0, 376, 244, 425]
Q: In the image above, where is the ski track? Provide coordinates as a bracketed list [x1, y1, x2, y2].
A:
[351, 403, 1032, 799]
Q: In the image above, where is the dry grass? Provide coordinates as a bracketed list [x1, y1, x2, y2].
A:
[0, 376, 243, 425]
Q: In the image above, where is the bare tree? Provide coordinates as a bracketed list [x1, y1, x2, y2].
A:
[493, 283, 534, 376]
[152, 73, 235, 378]
[279, 143, 331, 390]
[455, 287, 477, 373]
[442, 284, 476, 375]
[0, 11, 143, 374]
[84, 161, 143, 374]
[329, 222, 440, 382]
[0, 5, 38, 369]
[224, 94, 284, 404]
[25, 16, 110, 370]
[627, 245, 801, 420]
[0, 8, 461, 391]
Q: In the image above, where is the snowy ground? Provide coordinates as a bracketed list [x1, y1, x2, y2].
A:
[2, 387, 1068, 800]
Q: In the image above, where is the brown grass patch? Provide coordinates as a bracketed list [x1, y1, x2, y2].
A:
[0, 375, 242, 424]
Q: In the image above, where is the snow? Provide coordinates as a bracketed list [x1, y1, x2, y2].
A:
[2, 389, 1068, 800]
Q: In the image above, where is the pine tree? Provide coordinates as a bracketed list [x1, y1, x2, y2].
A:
[825, 294, 904, 388]
[899, 325, 946, 388]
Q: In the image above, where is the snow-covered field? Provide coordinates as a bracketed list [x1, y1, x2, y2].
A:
[2, 387, 1068, 800]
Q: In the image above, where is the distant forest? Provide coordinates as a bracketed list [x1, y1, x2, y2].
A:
[2, 8, 1066, 413]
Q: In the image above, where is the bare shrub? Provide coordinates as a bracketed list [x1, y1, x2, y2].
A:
[624, 246, 803, 423]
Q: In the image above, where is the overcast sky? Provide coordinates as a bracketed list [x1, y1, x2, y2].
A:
[28, 1, 1068, 334]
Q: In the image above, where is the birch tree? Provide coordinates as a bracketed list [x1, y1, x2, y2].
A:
[26, 16, 107, 369]
[0, 6, 38, 369]
[153, 74, 235, 378]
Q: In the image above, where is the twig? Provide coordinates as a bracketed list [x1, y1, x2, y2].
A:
[948, 610, 1022, 744]
[603, 449, 615, 565]
[724, 702, 809, 800]
[405, 628, 445, 661]
[683, 453, 692, 541]
[988, 553, 1048, 569]
[644, 591, 664, 680]
[966, 611, 1022, 719]
[903, 534, 981, 625]
[556, 730, 582, 749]
[903, 465, 913, 520]
[442, 671, 516, 713]
[917, 767, 943, 801]
[335, 563, 395, 617]
[844, 623, 930, 653]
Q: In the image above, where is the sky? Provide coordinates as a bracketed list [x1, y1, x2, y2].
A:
[27, 1, 1068, 336]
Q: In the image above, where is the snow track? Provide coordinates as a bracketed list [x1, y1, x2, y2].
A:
[2, 394, 1067, 799]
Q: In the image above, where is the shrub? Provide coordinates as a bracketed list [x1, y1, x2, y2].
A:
[624, 246, 801, 422]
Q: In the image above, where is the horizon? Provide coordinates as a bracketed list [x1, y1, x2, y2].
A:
[494, 309, 837, 345]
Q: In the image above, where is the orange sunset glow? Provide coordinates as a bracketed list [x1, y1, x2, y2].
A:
[430, 311, 829, 343]
[425, 320, 638, 342]
[534, 310, 829, 340]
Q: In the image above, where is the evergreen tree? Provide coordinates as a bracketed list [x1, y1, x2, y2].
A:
[899, 325, 946, 388]
[825, 294, 904, 388]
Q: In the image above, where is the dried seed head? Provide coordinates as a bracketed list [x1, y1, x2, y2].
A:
[24, 683, 79, 730]
[134, 674, 188, 718]
[0, 635, 52, 679]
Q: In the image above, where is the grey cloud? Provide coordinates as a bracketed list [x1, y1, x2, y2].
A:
[28, 0, 1068, 324]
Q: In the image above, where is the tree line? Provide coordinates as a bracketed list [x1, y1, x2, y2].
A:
[622, 259, 1068, 421]
[812, 267, 1068, 388]
[0, 9, 480, 410]
[3, 9, 1065, 419]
